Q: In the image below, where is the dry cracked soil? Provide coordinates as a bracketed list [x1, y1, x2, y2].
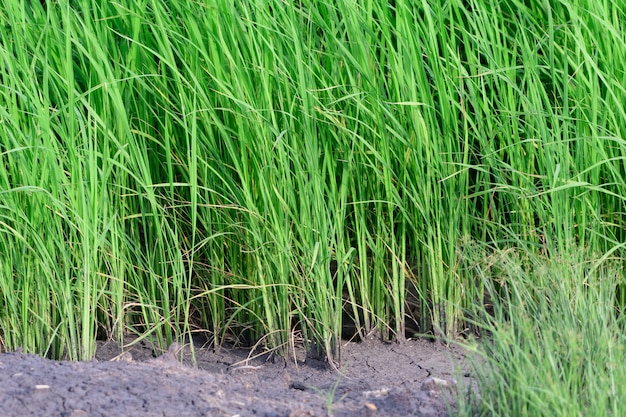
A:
[0, 335, 476, 417]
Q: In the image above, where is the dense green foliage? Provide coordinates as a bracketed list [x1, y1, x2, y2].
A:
[1, 0, 624, 390]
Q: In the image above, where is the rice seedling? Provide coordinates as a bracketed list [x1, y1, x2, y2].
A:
[0, 0, 624, 375]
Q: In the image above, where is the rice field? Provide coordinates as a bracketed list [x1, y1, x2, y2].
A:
[1, 1, 626, 414]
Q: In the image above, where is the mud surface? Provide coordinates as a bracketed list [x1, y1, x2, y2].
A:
[0, 336, 475, 417]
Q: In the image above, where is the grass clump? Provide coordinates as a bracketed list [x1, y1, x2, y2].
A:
[458, 245, 626, 417]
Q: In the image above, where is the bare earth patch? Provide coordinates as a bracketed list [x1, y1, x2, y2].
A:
[0, 336, 475, 416]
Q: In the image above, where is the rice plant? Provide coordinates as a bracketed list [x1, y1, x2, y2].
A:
[0, 0, 625, 368]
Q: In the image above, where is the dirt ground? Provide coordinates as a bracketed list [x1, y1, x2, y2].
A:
[0, 335, 476, 417]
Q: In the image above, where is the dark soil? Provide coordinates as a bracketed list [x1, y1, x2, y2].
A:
[0, 335, 475, 417]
